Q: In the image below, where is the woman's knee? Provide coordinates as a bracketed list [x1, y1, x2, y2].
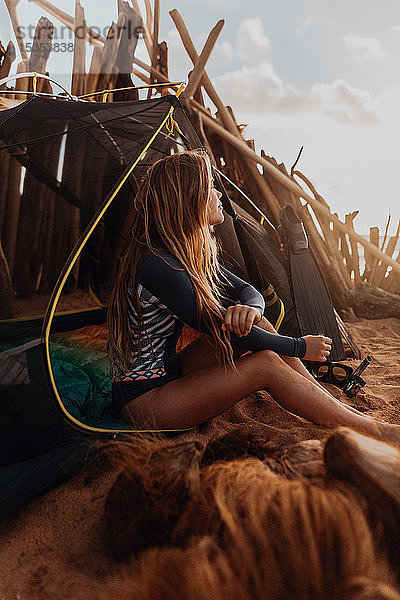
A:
[254, 349, 283, 370]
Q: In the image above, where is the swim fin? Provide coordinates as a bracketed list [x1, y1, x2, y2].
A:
[279, 205, 345, 361]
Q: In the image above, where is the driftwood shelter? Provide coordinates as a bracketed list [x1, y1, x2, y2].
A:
[1, 1, 400, 322]
[1, 1, 400, 446]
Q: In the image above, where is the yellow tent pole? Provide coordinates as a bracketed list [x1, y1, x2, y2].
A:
[42, 101, 193, 434]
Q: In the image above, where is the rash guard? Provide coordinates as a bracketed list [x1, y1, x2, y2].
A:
[112, 253, 306, 386]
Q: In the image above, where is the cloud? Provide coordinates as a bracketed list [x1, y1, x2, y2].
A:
[296, 14, 329, 34]
[214, 62, 306, 113]
[214, 63, 380, 126]
[212, 40, 235, 65]
[310, 80, 379, 125]
[344, 33, 386, 61]
[209, 17, 380, 126]
[237, 17, 270, 60]
[164, 15, 380, 127]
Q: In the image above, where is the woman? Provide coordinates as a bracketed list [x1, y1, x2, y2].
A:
[108, 150, 398, 442]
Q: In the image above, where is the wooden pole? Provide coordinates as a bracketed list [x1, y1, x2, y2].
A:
[381, 214, 391, 252]
[345, 212, 361, 285]
[96, 17, 126, 94]
[0, 41, 16, 85]
[132, 67, 150, 84]
[86, 46, 103, 95]
[364, 227, 379, 283]
[158, 41, 169, 97]
[169, 9, 237, 136]
[291, 169, 351, 288]
[38, 175, 55, 293]
[4, 155, 23, 279]
[376, 219, 400, 289]
[143, 0, 153, 31]
[339, 222, 352, 280]
[132, 54, 186, 95]
[147, 0, 160, 99]
[28, 17, 53, 94]
[384, 240, 400, 294]
[0, 42, 14, 239]
[130, 0, 153, 57]
[10, 22, 55, 295]
[181, 20, 224, 102]
[71, 0, 87, 97]
[4, 0, 28, 61]
[369, 214, 390, 285]
[0, 150, 10, 234]
[112, 1, 142, 101]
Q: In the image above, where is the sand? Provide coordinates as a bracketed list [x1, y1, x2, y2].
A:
[0, 316, 399, 599]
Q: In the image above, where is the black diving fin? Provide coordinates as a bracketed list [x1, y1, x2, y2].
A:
[279, 205, 345, 361]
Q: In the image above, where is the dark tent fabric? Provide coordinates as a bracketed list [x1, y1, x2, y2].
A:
[0, 95, 191, 210]
[0, 94, 342, 463]
[0, 95, 204, 446]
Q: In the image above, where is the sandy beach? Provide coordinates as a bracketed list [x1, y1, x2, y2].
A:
[0, 315, 399, 599]
[2, 1, 400, 598]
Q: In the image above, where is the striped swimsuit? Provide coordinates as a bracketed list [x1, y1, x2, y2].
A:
[111, 252, 306, 416]
[113, 280, 185, 383]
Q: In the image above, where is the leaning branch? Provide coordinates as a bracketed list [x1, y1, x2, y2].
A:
[181, 20, 224, 102]
[28, 0, 104, 47]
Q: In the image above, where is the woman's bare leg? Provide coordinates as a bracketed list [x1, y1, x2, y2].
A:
[256, 317, 339, 397]
[254, 319, 366, 416]
[120, 349, 385, 441]
[178, 320, 337, 401]
[178, 330, 367, 423]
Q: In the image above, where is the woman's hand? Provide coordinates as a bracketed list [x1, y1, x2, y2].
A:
[221, 304, 262, 337]
[302, 335, 332, 361]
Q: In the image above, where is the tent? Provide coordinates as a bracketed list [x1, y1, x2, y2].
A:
[0, 94, 199, 454]
[0, 93, 343, 470]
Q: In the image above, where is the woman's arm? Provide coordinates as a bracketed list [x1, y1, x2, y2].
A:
[136, 253, 310, 358]
[219, 265, 265, 319]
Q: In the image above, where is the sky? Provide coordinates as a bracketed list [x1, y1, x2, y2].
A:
[1, 0, 400, 234]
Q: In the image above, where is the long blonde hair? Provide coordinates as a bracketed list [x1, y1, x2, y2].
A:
[107, 149, 233, 374]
